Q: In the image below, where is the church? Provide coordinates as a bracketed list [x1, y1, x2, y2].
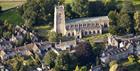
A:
[53, 5, 110, 38]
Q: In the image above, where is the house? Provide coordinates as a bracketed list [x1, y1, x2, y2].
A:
[55, 40, 77, 50]
[0, 63, 9, 71]
[100, 43, 133, 63]
[17, 43, 41, 55]
[36, 41, 52, 56]
[14, 25, 38, 42]
[36, 41, 52, 51]
[4, 49, 17, 60]
[0, 40, 13, 50]
[15, 25, 27, 35]
[134, 41, 140, 56]
[89, 65, 103, 71]
[10, 35, 17, 42]
[0, 50, 6, 61]
[16, 47, 33, 56]
[101, 35, 140, 63]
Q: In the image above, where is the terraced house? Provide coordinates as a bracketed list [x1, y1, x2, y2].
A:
[53, 5, 109, 38]
[100, 35, 140, 63]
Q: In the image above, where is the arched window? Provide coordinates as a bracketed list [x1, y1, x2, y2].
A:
[97, 30, 100, 34]
[82, 31, 84, 35]
[104, 24, 108, 28]
[68, 33, 71, 36]
[93, 31, 95, 34]
[85, 31, 87, 35]
[89, 31, 91, 34]
[72, 32, 74, 36]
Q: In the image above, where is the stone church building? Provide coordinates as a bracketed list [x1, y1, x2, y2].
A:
[53, 5, 110, 38]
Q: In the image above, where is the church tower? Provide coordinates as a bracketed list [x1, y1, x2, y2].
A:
[54, 5, 66, 35]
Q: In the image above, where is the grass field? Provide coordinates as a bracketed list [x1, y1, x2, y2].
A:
[65, 0, 140, 4]
[0, 0, 140, 26]
[0, 9, 24, 25]
[0, 1, 26, 10]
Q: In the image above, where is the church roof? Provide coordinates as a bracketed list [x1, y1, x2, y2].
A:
[66, 16, 109, 25]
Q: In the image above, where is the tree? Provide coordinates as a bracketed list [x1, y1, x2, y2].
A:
[0, 6, 2, 13]
[47, 31, 58, 42]
[55, 51, 71, 70]
[118, 13, 131, 33]
[109, 64, 118, 71]
[80, 66, 87, 71]
[128, 55, 135, 63]
[108, 11, 118, 26]
[22, 0, 38, 26]
[21, 0, 60, 26]
[43, 50, 57, 68]
[65, 4, 77, 19]
[88, 1, 105, 16]
[104, 0, 118, 15]
[108, 25, 118, 35]
[109, 60, 118, 71]
[108, 11, 119, 35]
[102, 0, 112, 5]
[6, 55, 24, 71]
[0, 28, 2, 38]
[71, 0, 89, 17]
[75, 65, 80, 71]
[134, 11, 140, 33]
[74, 42, 94, 65]
[121, 1, 135, 14]
[109, 60, 117, 67]
[59, 0, 65, 5]
[120, 1, 135, 34]
[3, 31, 11, 38]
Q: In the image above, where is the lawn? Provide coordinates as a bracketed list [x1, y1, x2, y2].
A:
[133, 0, 140, 5]
[33, 25, 52, 30]
[83, 33, 109, 43]
[0, 1, 26, 10]
[0, 9, 24, 25]
[33, 25, 52, 39]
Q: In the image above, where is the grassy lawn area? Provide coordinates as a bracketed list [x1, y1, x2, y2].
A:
[83, 33, 109, 43]
[33, 25, 53, 38]
[0, 1, 26, 10]
[133, 1, 140, 5]
[0, 9, 24, 25]
[33, 25, 52, 30]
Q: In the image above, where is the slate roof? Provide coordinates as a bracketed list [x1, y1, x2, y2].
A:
[66, 16, 109, 25]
